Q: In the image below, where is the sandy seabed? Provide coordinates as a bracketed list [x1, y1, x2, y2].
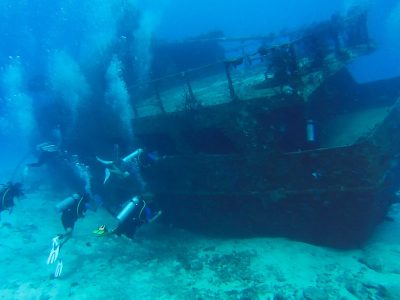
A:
[0, 188, 399, 300]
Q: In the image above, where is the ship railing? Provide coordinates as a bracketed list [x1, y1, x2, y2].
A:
[130, 8, 372, 118]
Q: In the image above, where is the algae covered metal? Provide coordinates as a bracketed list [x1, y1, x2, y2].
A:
[131, 9, 400, 247]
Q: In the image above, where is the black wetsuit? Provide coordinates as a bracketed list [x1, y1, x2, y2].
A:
[61, 195, 89, 230]
[114, 198, 153, 239]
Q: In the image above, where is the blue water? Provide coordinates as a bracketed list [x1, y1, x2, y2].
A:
[0, 1, 400, 297]
[0, 1, 398, 162]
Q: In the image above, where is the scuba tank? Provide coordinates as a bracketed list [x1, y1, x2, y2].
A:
[117, 196, 140, 222]
[56, 194, 79, 212]
[122, 149, 143, 164]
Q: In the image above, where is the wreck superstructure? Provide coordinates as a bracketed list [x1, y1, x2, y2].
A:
[127, 10, 400, 247]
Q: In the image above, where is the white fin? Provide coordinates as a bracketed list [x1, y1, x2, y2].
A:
[47, 236, 60, 265]
[103, 168, 111, 184]
[96, 156, 114, 165]
[54, 260, 63, 278]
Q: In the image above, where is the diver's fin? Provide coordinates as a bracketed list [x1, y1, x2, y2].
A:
[41, 144, 59, 152]
[103, 168, 111, 184]
[93, 225, 108, 236]
[54, 260, 63, 278]
[47, 236, 61, 265]
[96, 156, 114, 165]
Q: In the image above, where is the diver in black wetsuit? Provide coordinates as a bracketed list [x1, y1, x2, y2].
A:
[57, 193, 91, 234]
[0, 182, 24, 216]
[113, 195, 147, 238]
[47, 193, 91, 278]
[94, 194, 161, 239]
[51, 193, 91, 249]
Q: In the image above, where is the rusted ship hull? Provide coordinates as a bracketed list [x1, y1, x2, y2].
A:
[127, 11, 400, 247]
[137, 75, 400, 248]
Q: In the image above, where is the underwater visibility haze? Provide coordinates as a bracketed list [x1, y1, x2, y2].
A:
[0, 0, 400, 299]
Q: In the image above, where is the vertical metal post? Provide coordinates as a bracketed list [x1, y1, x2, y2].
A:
[225, 62, 237, 102]
[184, 72, 196, 102]
[154, 83, 165, 113]
[113, 144, 120, 162]
[241, 41, 250, 68]
[183, 72, 198, 110]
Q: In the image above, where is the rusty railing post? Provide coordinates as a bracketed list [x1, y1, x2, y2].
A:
[225, 62, 237, 102]
[183, 71, 198, 110]
[154, 83, 165, 113]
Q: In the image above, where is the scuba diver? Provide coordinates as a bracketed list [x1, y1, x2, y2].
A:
[26, 142, 62, 168]
[96, 147, 159, 188]
[93, 193, 162, 240]
[25, 141, 94, 198]
[57, 193, 91, 233]
[0, 182, 24, 217]
[47, 193, 91, 278]
[27, 125, 63, 169]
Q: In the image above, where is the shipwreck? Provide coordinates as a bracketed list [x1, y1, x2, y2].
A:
[127, 9, 400, 248]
